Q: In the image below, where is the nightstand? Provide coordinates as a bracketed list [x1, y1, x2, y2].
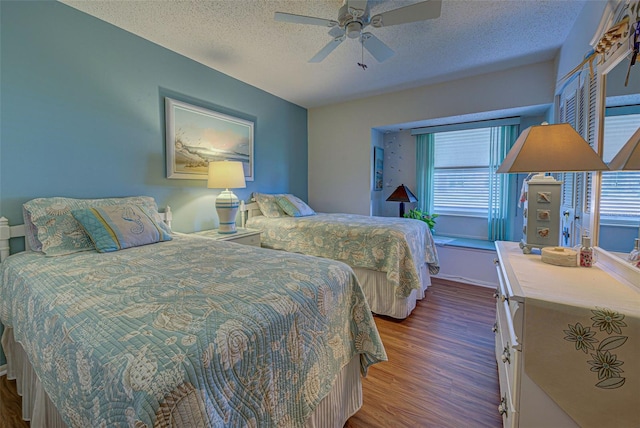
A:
[192, 228, 261, 247]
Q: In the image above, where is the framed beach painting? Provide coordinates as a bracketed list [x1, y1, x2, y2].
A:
[165, 98, 254, 180]
[374, 146, 384, 191]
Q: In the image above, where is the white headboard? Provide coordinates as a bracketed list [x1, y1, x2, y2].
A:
[0, 218, 25, 262]
[0, 207, 173, 263]
[244, 202, 263, 221]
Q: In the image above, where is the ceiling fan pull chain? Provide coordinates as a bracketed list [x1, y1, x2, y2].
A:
[358, 37, 368, 70]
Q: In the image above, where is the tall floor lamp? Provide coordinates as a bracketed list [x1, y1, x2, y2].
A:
[386, 184, 417, 217]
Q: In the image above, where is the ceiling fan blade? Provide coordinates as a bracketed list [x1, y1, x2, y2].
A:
[370, 0, 442, 28]
[309, 37, 345, 63]
[328, 26, 346, 38]
[361, 32, 394, 62]
[274, 12, 338, 27]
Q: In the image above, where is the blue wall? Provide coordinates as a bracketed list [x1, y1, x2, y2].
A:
[0, 1, 308, 366]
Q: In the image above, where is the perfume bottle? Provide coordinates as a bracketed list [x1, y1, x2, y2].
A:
[580, 235, 593, 267]
[628, 238, 640, 268]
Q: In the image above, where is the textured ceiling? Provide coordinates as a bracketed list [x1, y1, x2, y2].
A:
[61, 0, 588, 108]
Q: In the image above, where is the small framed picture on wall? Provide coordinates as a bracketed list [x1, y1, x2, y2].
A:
[374, 146, 384, 191]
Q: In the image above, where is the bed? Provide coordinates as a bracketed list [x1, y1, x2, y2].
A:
[243, 194, 440, 319]
[0, 196, 387, 428]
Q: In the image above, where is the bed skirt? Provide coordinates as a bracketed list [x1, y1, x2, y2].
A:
[353, 262, 430, 319]
[1, 327, 362, 428]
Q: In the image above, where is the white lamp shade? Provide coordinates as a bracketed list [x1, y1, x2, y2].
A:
[207, 161, 246, 189]
[497, 123, 609, 173]
[608, 127, 640, 171]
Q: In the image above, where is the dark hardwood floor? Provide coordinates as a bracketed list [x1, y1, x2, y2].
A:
[0, 279, 500, 428]
[345, 278, 502, 428]
[0, 372, 28, 428]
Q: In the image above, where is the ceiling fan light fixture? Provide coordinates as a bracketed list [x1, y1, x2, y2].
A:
[275, 0, 443, 63]
[346, 21, 362, 38]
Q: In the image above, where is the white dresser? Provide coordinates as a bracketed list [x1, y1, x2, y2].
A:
[493, 241, 639, 428]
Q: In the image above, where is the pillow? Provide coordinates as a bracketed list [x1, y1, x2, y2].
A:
[253, 193, 286, 218]
[22, 206, 43, 252]
[276, 194, 316, 217]
[23, 196, 165, 257]
[72, 204, 172, 253]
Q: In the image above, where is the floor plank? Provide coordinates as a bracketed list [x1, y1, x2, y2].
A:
[0, 373, 29, 428]
[345, 278, 502, 428]
[0, 279, 500, 428]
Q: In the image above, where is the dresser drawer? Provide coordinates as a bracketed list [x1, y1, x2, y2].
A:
[494, 262, 522, 423]
[496, 347, 518, 428]
[496, 297, 519, 410]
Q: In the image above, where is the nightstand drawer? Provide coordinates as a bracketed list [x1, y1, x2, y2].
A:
[192, 228, 261, 247]
[227, 233, 261, 247]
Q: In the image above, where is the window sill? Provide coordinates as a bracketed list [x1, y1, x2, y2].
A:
[432, 235, 496, 251]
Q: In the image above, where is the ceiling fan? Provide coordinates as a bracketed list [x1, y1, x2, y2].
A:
[274, 0, 442, 64]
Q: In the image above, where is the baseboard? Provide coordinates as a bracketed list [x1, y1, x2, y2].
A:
[433, 273, 496, 289]
[0, 364, 6, 376]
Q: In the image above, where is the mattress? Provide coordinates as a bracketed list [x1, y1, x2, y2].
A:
[0, 234, 386, 427]
[2, 327, 363, 428]
[246, 213, 440, 298]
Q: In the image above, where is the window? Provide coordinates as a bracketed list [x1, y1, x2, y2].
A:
[601, 112, 640, 225]
[432, 128, 493, 217]
[414, 120, 518, 241]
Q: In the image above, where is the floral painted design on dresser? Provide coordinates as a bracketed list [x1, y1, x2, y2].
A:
[563, 307, 628, 389]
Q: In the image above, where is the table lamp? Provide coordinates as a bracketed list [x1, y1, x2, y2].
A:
[608, 126, 640, 170]
[386, 184, 418, 217]
[496, 123, 609, 253]
[207, 161, 246, 234]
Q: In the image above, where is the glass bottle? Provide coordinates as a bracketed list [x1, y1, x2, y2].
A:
[580, 235, 593, 267]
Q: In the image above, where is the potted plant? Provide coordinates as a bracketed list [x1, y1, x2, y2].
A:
[404, 208, 438, 232]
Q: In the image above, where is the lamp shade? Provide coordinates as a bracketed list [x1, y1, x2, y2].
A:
[386, 184, 417, 217]
[207, 161, 247, 189]
[386, 184, 418, 202]
[496, 123, 609, 173]
[608, 127, 640, 170]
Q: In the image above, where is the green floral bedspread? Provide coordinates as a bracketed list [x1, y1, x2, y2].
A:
[246, 214, 440, 298]
[0, 235, 386, 427]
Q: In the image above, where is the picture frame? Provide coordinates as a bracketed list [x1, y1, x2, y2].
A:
[165, 97, 254, 180]
[374, 146, 384, 191]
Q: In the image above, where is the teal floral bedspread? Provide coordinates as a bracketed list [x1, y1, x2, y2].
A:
[246, 214, 440, 298]
[0, 235, 386, 427]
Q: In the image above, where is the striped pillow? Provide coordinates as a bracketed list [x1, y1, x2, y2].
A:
[276, 195, 316, 217]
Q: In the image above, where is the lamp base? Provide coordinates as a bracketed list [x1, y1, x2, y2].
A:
[216, 189, 239, 234]
[520, 175, 562, 253]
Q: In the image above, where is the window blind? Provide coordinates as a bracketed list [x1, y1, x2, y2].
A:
[560, 91, 577, 208]
[601, 112, 640, 221]
[432, 128, 492, 216]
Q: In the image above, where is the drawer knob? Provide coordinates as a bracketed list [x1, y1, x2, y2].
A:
[493, 288, 500, 299]
[493, 258, 500, 265]
[498, 396, 508, 416]
[500, 294, 508, 303]
[501, 346, 511, 364]
[492, 322, 498, 333]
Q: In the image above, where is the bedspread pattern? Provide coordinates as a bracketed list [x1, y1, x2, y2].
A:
[0, 235, 386, 427]
[247, 214, 440, 298]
